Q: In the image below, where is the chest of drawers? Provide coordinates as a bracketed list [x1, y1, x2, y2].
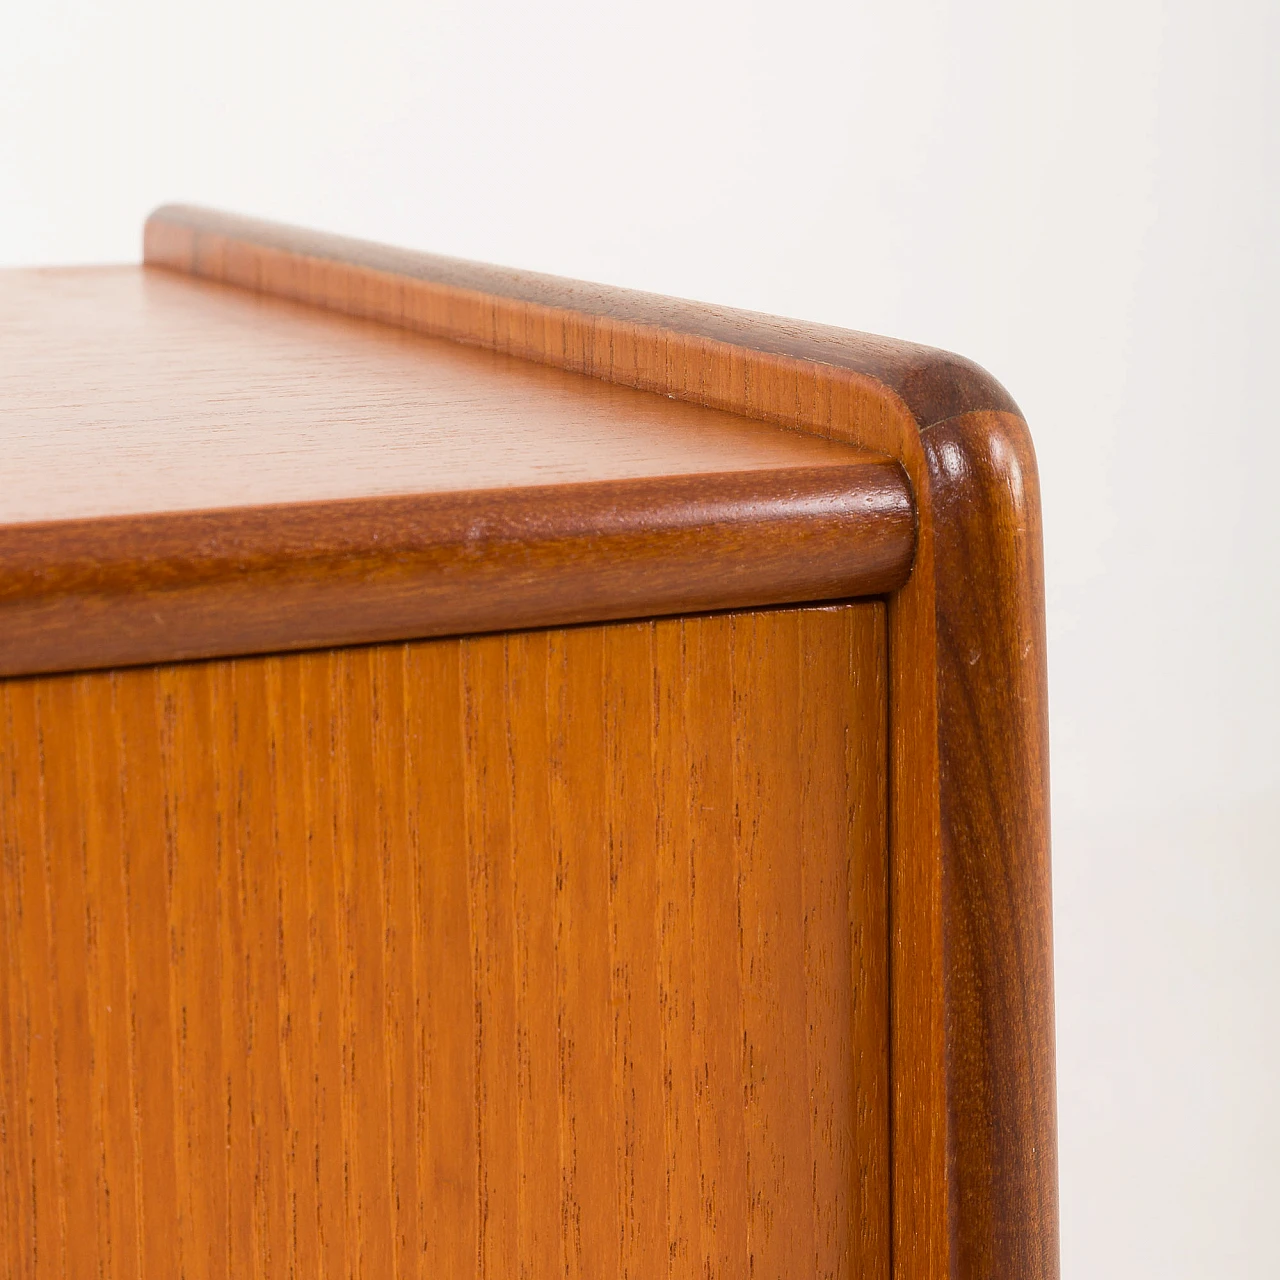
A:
[0, 207, 1056, 1280]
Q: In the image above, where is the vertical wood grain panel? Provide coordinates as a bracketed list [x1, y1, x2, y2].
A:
[461, 635, 519, 1280]
[11, 680, 68, 1280]
[41, 677, 100, 1280]
[406, 640, 475, 1279]
[297, 652, 349, 1280]
[601, 622, 667, 1280]
[118, 671, 183, 1280]
[337, 649, 395, 1280]
[0, 603, 887, 1280]
[840, 613, 891, 1280]
[371, 646, 418, 1280]
[267, 653, 310, 1280]
[160, 662, 225, 1280]
[679, 613, 748, 1280]
[83, 675, 144, 1280]
[734, 610, 814, 1278]
[652, 618, 701, 1278]
[548, 626, 622, 1280]
[505, 630, 562, 1280]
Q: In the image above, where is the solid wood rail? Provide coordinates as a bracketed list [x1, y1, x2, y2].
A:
[142, 205, 1058, 1280]
[0, 466, 911, 678]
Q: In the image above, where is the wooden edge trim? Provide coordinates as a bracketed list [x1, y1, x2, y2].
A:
[142, 205, 1059, 1280]
[922, 409, 1057, 1279]
[0, 466, 912, 678]
[145, 204, 1021, 431]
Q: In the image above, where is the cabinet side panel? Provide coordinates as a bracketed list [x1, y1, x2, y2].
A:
[0, 603, 888, 1280]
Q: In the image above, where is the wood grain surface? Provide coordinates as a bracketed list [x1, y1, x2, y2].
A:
[143, 206, 1021, 431]
[0, 466, 911, 679]
[139, 205, 1059, 1279]
[0, 267, 897, 525]
[925, 413, 1056, 1279]
[0, 267, 912, 677]
[0, 602, 890, 1280]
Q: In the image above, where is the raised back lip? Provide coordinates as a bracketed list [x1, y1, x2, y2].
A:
[147, 202, 1023, 433]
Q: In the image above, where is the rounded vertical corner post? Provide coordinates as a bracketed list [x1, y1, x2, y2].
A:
[876, 366, 1057, 1280]
[920, 406, 1057, 1280]
[136, 205, 1059, 1279]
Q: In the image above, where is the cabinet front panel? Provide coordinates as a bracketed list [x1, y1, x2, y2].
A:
[0, 604, 888, 1280]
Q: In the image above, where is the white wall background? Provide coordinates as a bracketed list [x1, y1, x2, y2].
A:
[3, 2, 1276, 1274]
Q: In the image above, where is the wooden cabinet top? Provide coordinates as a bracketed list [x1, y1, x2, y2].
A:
[0, 211, 933, 677]
[3, 265, 902, 525]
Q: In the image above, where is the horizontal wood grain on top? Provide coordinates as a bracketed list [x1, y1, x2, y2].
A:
[1, 267, 896, 524]
[0, 266, 913, 676]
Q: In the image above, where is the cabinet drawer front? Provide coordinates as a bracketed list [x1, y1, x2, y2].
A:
[0, 603, 888, 1280]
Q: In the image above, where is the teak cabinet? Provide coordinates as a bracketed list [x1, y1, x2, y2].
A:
[0, 208, 1057, 1280]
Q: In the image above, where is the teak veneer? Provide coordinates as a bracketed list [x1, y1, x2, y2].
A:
[0, 267, 910, 677]
[0, 207, 1057, 1280]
